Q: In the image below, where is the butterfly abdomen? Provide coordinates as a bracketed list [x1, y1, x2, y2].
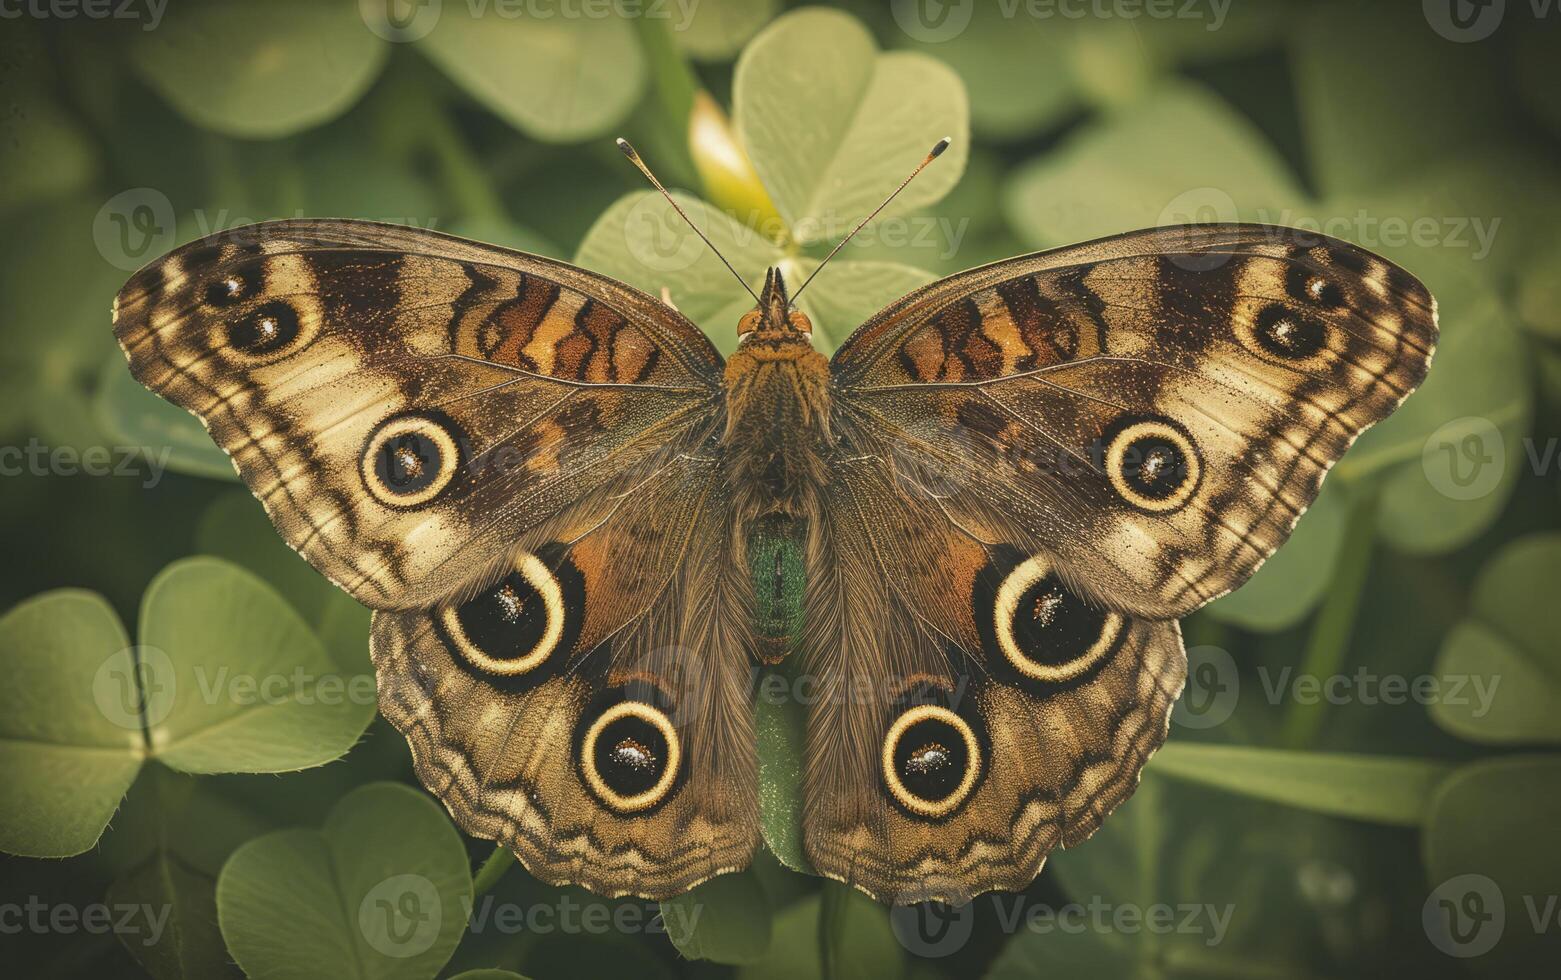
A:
[746, 514, 808, 662]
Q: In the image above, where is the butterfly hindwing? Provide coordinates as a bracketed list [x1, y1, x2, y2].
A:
[800, 449, 1185, 903]
[373, 451, 759, 898]
[114, 219, 760, 898]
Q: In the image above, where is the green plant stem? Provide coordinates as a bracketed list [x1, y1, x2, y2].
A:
[1280, 484, 1379, 748]
[380, 62, 506, 224]
[630, 15, 700, 187]
[472, 843, 515, 897]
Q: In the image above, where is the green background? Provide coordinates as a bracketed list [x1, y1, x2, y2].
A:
[2, 2, 1559, 977]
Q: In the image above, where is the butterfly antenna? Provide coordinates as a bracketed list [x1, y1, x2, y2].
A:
[615, 138, 760, 305]
[790, 137, 951, 304]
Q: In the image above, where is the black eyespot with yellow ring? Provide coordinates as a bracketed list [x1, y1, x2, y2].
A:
[435, 547, 583, 688]
[576, 682, 685, 816]
[1102, 415, 1202, 514]
[880, 679, 985, 821]
[360, 412, 467, 509]
[974, 549, 1126, 691]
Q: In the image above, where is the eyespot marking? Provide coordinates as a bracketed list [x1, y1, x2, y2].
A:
[227, 300, 300, 356]
[1104, 417, 1201, 513]
[881, 704, 981, 819]
[579, 699, 682, 814]
[204, 272, 252, 307]
[360, 413, 464, 508]
[1252, 303, 1327, 360]
[438, 552, 565, 676]
[993, 554, 1125, 683]
[1286, 264, 1344, 309]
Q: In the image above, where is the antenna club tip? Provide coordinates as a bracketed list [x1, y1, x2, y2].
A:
[930, 137, 951, 158]
[615, 138, 638, 159]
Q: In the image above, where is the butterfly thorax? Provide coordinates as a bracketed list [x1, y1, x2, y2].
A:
[722, 268, 831, 518]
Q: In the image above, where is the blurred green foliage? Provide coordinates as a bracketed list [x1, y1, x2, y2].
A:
[1, 2, 1559, 978]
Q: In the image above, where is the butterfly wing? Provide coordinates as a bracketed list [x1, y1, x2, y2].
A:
[114, 220, 759, 897]
[115, 219, 724, 608]
[805, 224, 1436, 902]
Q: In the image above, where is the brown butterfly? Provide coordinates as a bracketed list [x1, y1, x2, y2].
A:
[112, 138, 1436, 905]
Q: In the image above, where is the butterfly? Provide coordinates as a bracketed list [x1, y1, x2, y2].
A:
[112, 138, 1436, 905]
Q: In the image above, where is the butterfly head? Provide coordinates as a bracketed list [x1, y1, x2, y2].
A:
[738, 267, 813, 343]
